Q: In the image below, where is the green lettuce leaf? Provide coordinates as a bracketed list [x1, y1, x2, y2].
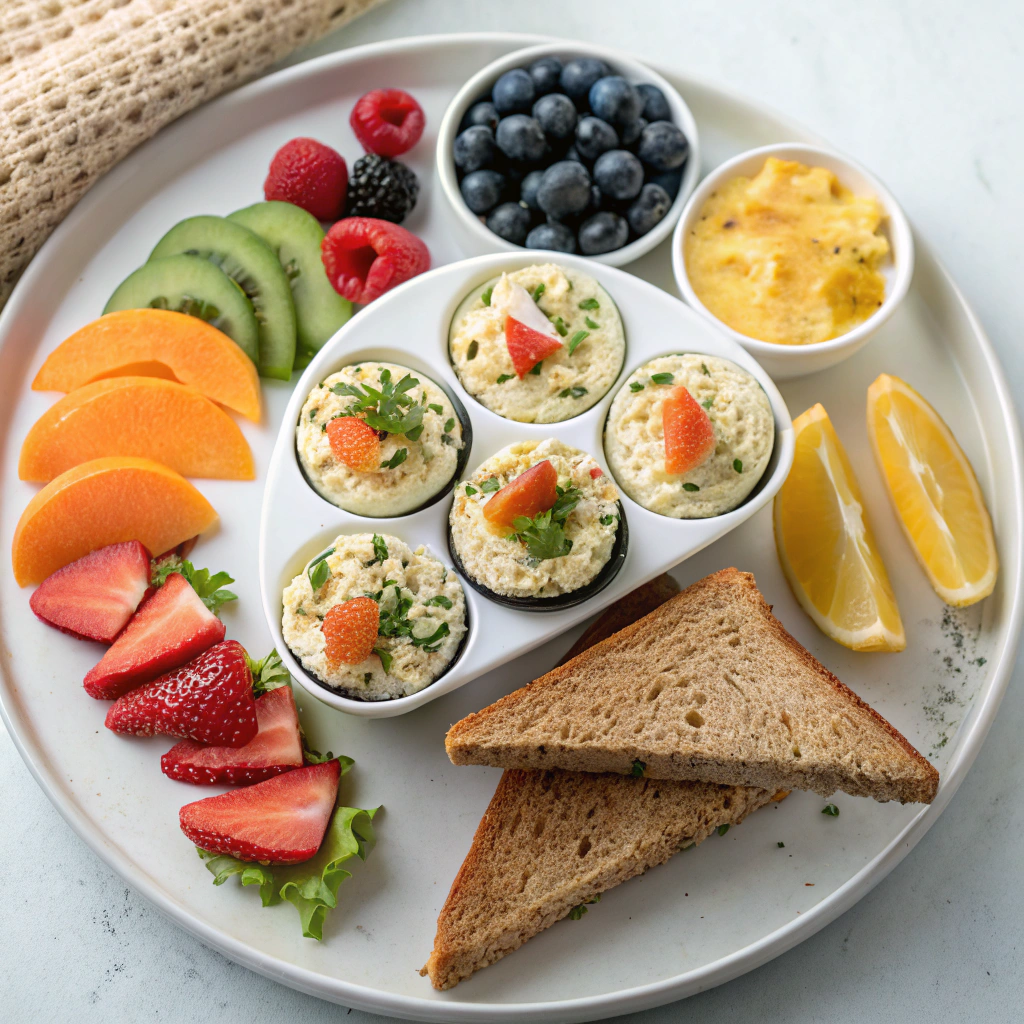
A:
[197, 848, 279, 906]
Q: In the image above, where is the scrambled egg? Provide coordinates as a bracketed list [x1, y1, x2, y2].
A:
[684, 157, 890, 346]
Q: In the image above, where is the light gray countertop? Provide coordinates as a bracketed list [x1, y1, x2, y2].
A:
[3, 1, 1021, 1020]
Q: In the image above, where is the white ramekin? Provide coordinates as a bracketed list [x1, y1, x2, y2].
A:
[437, 41, 701, 267]
[672, 143, 914, 380]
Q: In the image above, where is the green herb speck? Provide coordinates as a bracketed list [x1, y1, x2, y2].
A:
[496, 373, 515, 384]
[629, 381, 644, 392]
[717, 824, 730, 836]
[733, 459, 743, 473]
[630, 759, 646, 777]
[467, 340, 479, 360]
[567, 329, 589, 354]
[651, 372, 675, 386]
[532, 282, 546, 303]
[464, 484, 478, 496]
[481, 477, 501, 493]
[481, 286, 493, 306]
[682, 482, 700, 492]
[579, 297, 600, 310]
[822, 804, 840, 817]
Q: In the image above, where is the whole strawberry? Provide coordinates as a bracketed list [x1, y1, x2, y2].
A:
[264, 137, 348, 221]
[105, 639, 258, 748]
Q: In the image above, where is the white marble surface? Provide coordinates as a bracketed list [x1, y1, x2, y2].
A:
[3, 1, 1022, 1020]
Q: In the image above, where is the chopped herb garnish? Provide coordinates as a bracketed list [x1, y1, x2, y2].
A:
[480, 477, 501, 493]
[464, 484, 478, 496]
[578, 297, 600, 310]
[370, 535, 389, 565]
[508, 482, 582, 563]
[822, 803, 840, 817]
[444, 417, 455, 433]
[629, 381, 644, 392]
[529, 360, 543, 375]
[371, 582, 452, 653]
[428, 403, 443, 415]
[682, 482, 700, 492]
[717, 824, 730, 836]
[701, 362, 711, 376]
[733, 459, 743, 473]
[567, 329, 589, 354]
[531, 282, 546, 302]
[373, 646, 393, 673]
[481, 285, 493, 306]
[425, 594, 453, 609]
[651, 372, 675, 385]
[599, 514, 617, 526]
[308, 408, 317, 421]
[568, 894, 601, 920]
[307, 548, 334, 591]
[630, 759, 646, 777]
[441, 433, 456, 446]
[331, 371, 424, 438]
[467, 340, 479, 360]
[496, 373, 515, 384]
[584, 316, 600, 330]
[777, 841, 785, 848]
[380, 448, 408, 470]
[551, 315, 569, 337]
[558, 385, 588, 399]
[702, 398, 714, 409]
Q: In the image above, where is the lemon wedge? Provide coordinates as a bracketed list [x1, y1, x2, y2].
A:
[867, 373, 997, 606]
[774, 403, 905, 651]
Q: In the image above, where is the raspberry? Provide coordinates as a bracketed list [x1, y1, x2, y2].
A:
[345, 154, 419, 223]
[663, 386, 716, 475]
[350, 89, 425, 158]
[321, 217, 430, 305]
[264, 138, 348, 220]
[326, 416, 381, 472]
[322, 597, 379, 665]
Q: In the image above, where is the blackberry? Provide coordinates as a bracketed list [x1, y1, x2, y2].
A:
[345, 154, 419, 223]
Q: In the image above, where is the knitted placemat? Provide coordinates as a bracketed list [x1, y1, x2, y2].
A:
[0, 0, 390, 308]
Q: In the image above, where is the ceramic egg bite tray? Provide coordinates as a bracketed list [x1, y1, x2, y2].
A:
[260, 251, 795, 718]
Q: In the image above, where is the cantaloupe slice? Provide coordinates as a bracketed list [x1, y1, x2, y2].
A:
[12, 457, 218, 586]
[32, 310, 261, 422]
[19, 377, 255, 482]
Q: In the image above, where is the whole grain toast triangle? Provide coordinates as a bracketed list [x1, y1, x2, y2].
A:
[446, 569, 938, 804]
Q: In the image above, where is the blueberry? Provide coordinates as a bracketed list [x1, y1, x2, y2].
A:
[526, 221, 577, 253]
[619, 117, 646, 148]
[578, 211, 629, 254]
[587, 184, 603, 214]
[460, 169, 507, 214]
[453, 125, 497, 173]
[626, 183, 672, 235]
[637, 120, 689, 171]
[461, 101, 499, 133]
[492, 69, 535, 115]
[532, 93, 577, 142]
[636, 83, 672, 122]
[575, 116, 619, 161]
[560, 57, 611, 106]
[486, 202, 533, 245]
[529, 56, 563, 96]
[520, 169, 545, 210]
[593, 149, 644, 200]
[588, 76, 643, 130]
[537, 161, 592, 220]
[495, 114, 547, 163]
[647, 167, 683, 199]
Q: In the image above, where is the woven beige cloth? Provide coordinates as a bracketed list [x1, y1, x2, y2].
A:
[0, 0, 389, 307]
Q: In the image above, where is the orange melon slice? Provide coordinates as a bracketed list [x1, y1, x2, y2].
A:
[32, 309, 261, 422]
[19, 377, 255, 482]
[12, 457, 218, 586]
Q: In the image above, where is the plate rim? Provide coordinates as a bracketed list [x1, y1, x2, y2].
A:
[0, 31, 1021, 1023]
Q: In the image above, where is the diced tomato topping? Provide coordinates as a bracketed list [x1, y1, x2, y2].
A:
[482, 460, 558, 529]
[589, 467, 603, 479]
[505, 317, 563, 378]
[663, 386, 717, 475]
[326, 416, 381, 472]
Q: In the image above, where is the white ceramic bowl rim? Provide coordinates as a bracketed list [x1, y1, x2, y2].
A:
[437, 41, 702, 267]
[672, 141, 915, 359]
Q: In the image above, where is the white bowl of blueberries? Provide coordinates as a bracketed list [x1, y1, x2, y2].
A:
[437, 42, 700, 265]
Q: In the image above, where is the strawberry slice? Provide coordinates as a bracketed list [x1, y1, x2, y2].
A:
[505, 318, 563, 378]
[161, 684, 303, 785]
[105, 640, 257, 747]
[322, 596, 379, 666]
[179, 759, 341, 864]
[663, 385, 717, 475]
[326, 416, 381, 472]
[29, 541, 151, 643]
[84, 571, 225, 700]
[483, 460, 558, 529]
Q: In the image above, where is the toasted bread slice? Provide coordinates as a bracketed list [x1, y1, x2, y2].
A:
[421, 768, 774, 990]
[447, 569, 938, 804]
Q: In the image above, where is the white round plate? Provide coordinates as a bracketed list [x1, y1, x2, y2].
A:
[0, 33, 1020, 1024]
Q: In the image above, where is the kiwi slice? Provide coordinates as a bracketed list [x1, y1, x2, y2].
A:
[104, 254, 260, 364]
[149, 215, 297, 380]
[228, 201, 352, 370]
